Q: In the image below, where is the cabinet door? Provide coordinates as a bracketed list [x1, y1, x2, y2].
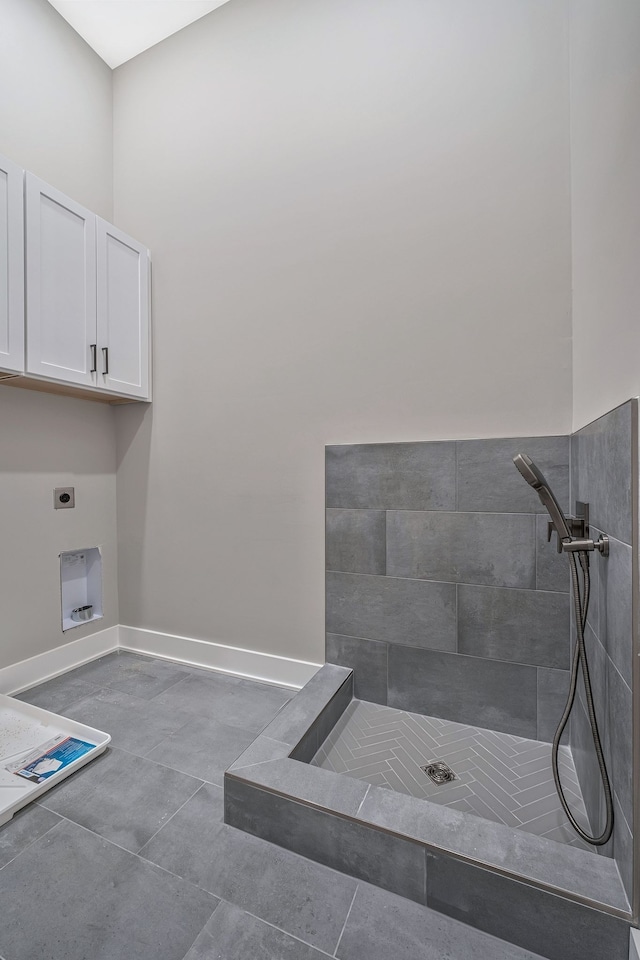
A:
[0, 153, 24, 375]
[96, 218, 150, 400]
[25, 174, 97, 386]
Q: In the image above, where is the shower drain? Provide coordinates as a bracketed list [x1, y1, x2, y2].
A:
[421, 761, 457, 785]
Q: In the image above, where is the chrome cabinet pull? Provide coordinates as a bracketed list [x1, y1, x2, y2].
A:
[102, 347, 109, 375]
[90, 344, 97, 373]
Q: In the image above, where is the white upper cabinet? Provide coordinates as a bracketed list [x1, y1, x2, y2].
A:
[25, 173, 97, 387]
[22, 173, 151, 401]
[0, 153, 25, 375]
[97, 219, 150, 400]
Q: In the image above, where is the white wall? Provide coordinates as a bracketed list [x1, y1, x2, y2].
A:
[570, 0, 640, 431]
[113, 0, 572, 665]
[0, 0, 117, 669]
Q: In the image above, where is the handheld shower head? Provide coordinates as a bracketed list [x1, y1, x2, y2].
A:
[513, 453, 572, 542]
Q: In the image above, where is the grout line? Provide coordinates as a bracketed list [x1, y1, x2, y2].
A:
[179, 898, 223, 958]
[135, 779, 207, 853]
[48, 811, 221, 895]
[224, 901, 336, 958]
[327, 568, 569, 595]
[333, 886, 359, 957]
[355, 783, 371, 817]
[0, 817, 64, 874]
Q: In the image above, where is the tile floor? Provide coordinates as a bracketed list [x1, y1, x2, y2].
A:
[0, 652, 551, 960]
[313, 699, 593, 851]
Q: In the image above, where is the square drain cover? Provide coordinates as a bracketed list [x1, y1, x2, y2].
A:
[421, 761, 457, 784]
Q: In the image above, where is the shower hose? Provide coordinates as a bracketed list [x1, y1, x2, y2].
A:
[552, 547, 614, 846]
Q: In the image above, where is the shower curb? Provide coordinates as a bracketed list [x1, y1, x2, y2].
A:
[224, 664, 632, 960]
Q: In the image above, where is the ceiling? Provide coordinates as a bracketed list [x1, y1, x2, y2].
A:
[46, 0, 232, 69]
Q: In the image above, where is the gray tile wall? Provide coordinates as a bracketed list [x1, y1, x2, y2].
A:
[569, 400, 636, 903]
[326, 436, 571, 741]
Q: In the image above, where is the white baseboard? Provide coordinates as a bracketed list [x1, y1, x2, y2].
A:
[119, 625, 321, 690]
[0, 624, 321, 696]
[0, 625, 119, 696]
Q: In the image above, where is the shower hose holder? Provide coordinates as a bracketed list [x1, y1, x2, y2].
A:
[547, 500, 609, 556]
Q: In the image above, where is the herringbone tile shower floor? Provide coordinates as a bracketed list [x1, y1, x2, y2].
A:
[312, 699, 592, 851]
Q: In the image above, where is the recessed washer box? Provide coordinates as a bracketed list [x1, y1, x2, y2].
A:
[60, 547, 103, 632]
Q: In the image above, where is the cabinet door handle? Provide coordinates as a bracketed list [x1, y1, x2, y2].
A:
[90, 344, 97, 373]
[102, 347, 109, 375]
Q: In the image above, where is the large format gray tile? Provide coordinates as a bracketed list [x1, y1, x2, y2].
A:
[152, 672, 291, 734]
[146, 714, 254, 785]
[70, 651, 191, 700]
[356, 785, 627, 913]
[0, 818, 217, 960]
[141, 784, 357, 954]
[426, 851, 630, 960]
[0, 803, 61, 869]
[458, 585, 569, 669]
[572, 400, 633, 546]
[608, 664, 633, 831]
[570, 696, 604, 837]
[326, 572, 456, 650]
[15, 673, 102, 714]
[183, 900, 333, 960]
[326, 634, 388, 704]
[386, 512, 536, 588]
[262, 665, 351, 747]
[388, 645, 538, 738]
[456, 436, 570, 514]
[597, 534, 633, 687]
[229, 735, 291, 771]
[224, 776, 426, 905]
[337, 881, 549, 960]
[326, 441, 456, 510]
[536, 667, 570, 742]
[229, 758, 369, 818]
[63, 686, 193, 756]
[535, 514, 570, 593]
[326, 509, 386, 575]
[39, 746, 202, 853]
[612, 792, 633, 904]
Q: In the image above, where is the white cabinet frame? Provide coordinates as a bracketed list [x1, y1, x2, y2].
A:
[0, 153, 24, 375]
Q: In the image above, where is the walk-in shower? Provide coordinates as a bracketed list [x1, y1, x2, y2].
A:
[226, 401, 638, 960]
[513, 453, 613, 846]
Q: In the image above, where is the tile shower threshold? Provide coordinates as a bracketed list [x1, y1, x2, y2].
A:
[224, 665, 631, 927]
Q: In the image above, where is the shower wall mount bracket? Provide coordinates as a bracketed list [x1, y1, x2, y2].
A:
[546, 500, 610, 556]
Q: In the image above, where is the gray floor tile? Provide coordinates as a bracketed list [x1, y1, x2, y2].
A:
[0, 803, 61, 868]
[0, 818, 217, 960]
[39, 745, 203, 853]
[70, 651, 192, 700]
[337, 882, 549, 960]
[62, 685, 194, 756]
[15, 673, 102, 714]
[183, 900, 333, 960]
[140, 785, 357, 954]
[147, 714, 255, 785]
[153, 673, 291, 734]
